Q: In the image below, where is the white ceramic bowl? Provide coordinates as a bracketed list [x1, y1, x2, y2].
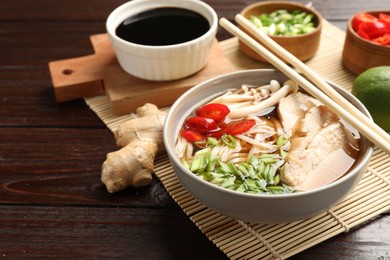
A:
[163, 69, 374, 224]
[106, 0, 218, 81]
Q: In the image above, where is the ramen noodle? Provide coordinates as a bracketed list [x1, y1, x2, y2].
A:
[175, 80, 359, 194]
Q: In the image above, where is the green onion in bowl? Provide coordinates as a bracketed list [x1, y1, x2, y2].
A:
[249, 9, 316, 36]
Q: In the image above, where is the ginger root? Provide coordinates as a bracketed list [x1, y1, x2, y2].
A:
[101, 103, 167, 193]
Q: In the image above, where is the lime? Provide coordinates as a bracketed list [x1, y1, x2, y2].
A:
[352, 66, 390, 132]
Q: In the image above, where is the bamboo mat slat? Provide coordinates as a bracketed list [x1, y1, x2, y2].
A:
[84, 19, 390, 259]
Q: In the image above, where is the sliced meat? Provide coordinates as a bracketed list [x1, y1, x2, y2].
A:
[298, 148, 356, 191]
[281, 122, 359, 190]
[280, 137, 308, 186]
[277, 92, 318, 135]
[308, 121, 358, 153]
[295, 105, 339, 143]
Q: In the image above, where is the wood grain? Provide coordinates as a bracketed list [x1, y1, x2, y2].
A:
[49, 36, 235, 115]
[0, 0, 389, 259]
[0, 206, 227, 259]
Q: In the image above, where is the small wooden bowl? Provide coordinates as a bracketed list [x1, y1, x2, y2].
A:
[239, 1, 323, 63]
[342, 11, 390, 74]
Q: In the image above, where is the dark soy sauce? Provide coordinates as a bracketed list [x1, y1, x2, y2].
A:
[116, 7, 210, 46]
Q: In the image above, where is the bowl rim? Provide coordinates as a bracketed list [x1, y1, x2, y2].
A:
[164, 69, 374, 200]
[347, 10, 390, 49]
[240, 0, 323, 39]
[106, 0, 218, 50]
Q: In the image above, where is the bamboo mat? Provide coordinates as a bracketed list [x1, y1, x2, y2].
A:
[85, 19, 390, 259]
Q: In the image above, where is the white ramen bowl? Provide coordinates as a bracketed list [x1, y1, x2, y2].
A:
[163, 69, 374, 224]
[106, 0, 218, 81]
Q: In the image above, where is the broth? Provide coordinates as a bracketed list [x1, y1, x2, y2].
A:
[175, 80, 360, 194]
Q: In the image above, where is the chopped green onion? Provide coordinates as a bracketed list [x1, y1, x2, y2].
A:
[280, 148, 288, 159]
[207, 155, 220, 172]
[221, 134, 237, 148]
[195, 137, 219, 148]
[190, 157, 203, 172]
[207, 137, 218, 146]
[249, 9, 316, 36]
[184, 148, 295, 195]
[221, 176, 236, 188]
[276, 134, 288, 147]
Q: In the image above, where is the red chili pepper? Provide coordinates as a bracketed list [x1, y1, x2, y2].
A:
[378, 13, 390, 29]
[372, 33, 390, 46]
[196, 103, 230, 122]
[357, 28, 371, 40]
[184, 116, 218, 133]
[181, 129, 206, 143]
[207, 122, 235, 138]
[352, 13, 377, 31]
[226, 119, 256, 136]
[358, 20, 390, 39]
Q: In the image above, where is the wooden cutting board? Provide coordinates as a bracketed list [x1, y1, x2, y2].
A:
[48, 33, 236, 115]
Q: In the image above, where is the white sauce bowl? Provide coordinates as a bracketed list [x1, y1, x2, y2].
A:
[106, 0, 218, 81]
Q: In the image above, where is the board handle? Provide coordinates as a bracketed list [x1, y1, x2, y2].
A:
[48, 34, 117, 102]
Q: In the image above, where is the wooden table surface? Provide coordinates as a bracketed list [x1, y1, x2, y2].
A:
[1, 0, 389, 259]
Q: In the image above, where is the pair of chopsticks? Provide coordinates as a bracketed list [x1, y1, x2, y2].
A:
[219, 15, 390, 155]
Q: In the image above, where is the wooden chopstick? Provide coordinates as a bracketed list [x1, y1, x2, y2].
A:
[235, 14, 390, 145]
[219, 17, 390, 155]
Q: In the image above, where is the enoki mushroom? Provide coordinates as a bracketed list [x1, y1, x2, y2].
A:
[175, 80, 294, 165]
[212, 80, 298, 119]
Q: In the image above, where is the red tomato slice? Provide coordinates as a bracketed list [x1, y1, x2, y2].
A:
[181, 129, 206, 143]
[184, 116, 218, 133]
[372, 33, 390, 46]
[352, 13, 377, 31]
[196, 103, 230, 122]
[358, 20, 390, 38]
[226, 119, 256, 136]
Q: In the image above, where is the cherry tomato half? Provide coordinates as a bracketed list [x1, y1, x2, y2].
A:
[226, 119, 256, 136]
[352, 13, 377, 31]
[184, 116, 218, 133]
[196, 103, 230, 122]
[181, 129, 206, 143]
